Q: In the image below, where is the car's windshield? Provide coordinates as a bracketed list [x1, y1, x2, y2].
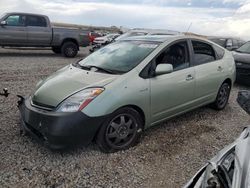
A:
[78, 41, 159, 73]
[236, 41, 250, 54]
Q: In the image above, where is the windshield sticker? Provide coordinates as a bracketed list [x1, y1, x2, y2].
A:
[139, 44, 158, 49]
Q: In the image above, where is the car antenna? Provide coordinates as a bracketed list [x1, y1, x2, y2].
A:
[186, 22, 192, 33]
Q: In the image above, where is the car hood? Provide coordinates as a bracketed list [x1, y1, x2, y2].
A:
[32, 64, 118, 108]
[233, 51, 250, 64]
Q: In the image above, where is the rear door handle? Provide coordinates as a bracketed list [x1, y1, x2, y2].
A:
[217, 66, 223, 72]
[186, 74, 194, 81]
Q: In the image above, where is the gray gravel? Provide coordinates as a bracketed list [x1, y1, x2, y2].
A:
[0, 47, 249, 188]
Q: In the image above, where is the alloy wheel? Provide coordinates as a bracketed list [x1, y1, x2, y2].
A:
[105, 113, 138, 149]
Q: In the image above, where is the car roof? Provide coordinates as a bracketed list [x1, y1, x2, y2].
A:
[208, 36, 243, 40]
[120, 35, 210, 43]
[5, 12, 47, 17]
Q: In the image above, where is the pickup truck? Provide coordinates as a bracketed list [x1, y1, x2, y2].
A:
[0, 12, 89, 57]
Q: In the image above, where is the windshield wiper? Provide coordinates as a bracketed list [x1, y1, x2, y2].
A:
[87, 66, 118, 74]
[75, 62, 124, 74]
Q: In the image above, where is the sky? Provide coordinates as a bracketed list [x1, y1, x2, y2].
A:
[0, 0, 250, 39]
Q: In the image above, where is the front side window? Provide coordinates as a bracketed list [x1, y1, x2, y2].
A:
[155, 41, 190, 71]
[214, 45, 225, 60]
[78, 41, 159, 73]
[26, 16, 47, 27]
[5, 15, 25, 26]
[192, 41, 216, 65]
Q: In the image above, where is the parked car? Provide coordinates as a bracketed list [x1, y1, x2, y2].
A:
[93, 33, 120, 45]
[208, 37, 245, 51]
[0, 12, 89, 57]
[233, 41, 250, 86]
[115, 29, 181, 41]
[88, 31, 101, 44]
[184, 90, 250, 188]
[18, 35, 235, 152]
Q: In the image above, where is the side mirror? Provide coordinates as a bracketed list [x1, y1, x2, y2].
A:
[155, 64, 173, 76]
[0, 20, 7, 26]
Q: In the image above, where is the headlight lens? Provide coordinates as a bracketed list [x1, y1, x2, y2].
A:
[57, 88, 104, 112]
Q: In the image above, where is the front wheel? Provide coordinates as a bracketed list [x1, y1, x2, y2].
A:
[61, 42, 78, 58]
[96, 107, 143, 153]
[212, 82, 231, 110]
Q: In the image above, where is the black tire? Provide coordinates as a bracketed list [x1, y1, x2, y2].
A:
[52, 47, 61, 54]
[61, 41, 78, 58]
[212, 82, 231, 110]
[96, 107, 143, 153]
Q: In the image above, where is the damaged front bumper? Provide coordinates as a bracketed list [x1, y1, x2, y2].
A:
[18, 97, 105, 149]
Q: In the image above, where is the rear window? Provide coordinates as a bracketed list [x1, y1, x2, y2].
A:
[192, 41, 216, 65]
[26, 16, 47, 27]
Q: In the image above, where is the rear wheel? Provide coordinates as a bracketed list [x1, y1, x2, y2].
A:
[212, 82, 231, 110]
[61, 41, 78, 58]
[96, 107, 143, 153]
[52, 47, 61, 54]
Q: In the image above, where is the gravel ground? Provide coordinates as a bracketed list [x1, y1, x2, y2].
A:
[0, 47, 249, 188]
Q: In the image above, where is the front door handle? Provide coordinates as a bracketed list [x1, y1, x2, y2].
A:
[186, 74, 194, 81]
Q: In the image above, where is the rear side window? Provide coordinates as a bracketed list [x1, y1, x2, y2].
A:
[213, 45, 225, 60]
[192, 41, 216, 65]
[26, 16, 47, 27]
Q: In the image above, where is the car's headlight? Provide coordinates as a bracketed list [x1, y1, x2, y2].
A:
[57, 88, 104, 112]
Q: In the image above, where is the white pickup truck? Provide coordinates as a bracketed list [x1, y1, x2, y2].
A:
[0, 12, 89, 57]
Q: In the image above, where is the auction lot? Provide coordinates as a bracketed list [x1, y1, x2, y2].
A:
[0, 47, 249, 188]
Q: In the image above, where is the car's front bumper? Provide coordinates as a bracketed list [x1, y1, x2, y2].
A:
[18, 97, 106, 149]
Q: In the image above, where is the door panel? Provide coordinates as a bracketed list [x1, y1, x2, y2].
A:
[0, 14, 27, 45]
[27, 26, 52, 46]
[0, 26, 27, 45]
[26, 15, 52, 46]
[150, 67, 195, 123]
[194, 60, 224, 103]
[191, 40, 225, 104]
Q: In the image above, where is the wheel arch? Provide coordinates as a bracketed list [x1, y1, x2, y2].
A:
[61, 38, 79, 50]
[222, 78, 232, 88]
